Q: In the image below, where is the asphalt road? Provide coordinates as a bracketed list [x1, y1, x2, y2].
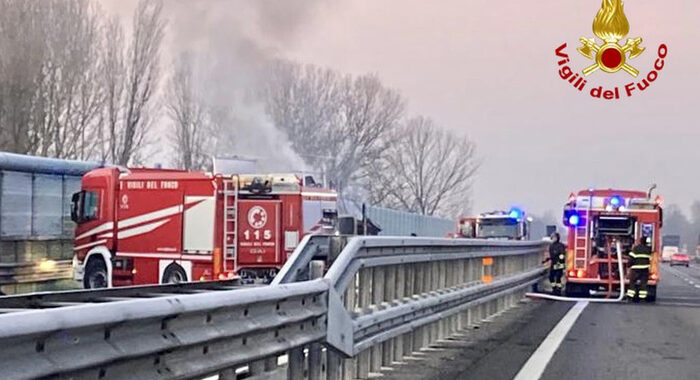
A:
[384, 264, 700, 380]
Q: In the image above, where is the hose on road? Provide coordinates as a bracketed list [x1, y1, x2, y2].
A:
[526, 242, 626, 303]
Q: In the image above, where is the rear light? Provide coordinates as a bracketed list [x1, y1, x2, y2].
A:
[576, 269, 585, 278]
[131, 268, 137, 275]
[650, 273, 658, 280]
[568, 270, 576, 277]
[218, 273, 227, 280]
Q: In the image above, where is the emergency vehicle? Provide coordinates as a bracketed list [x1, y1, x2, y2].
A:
[70, 167, 337, 288]
[562, 188, 662, 301]
[456, 209, 531, 240]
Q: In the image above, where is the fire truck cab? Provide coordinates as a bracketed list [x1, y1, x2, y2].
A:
[562, 189, 663, 301]
[71, 167, 337, 288]
[457, 209, 531, 240]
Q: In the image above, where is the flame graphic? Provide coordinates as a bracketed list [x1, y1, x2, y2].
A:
[593, 0, 630, 43]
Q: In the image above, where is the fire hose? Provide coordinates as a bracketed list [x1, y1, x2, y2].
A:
[526, 242, 626, 303]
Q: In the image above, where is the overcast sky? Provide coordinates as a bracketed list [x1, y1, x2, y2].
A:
[102, 0, 700, 216]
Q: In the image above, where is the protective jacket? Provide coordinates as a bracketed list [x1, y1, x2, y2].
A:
[629, 244, 652, 270]
[549, 241, 566, 270]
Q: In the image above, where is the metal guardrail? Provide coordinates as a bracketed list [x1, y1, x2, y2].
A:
[0, 236, 546, 380]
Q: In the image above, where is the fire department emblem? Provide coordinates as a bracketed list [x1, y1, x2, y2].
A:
[577, 0, 644, 77]
[247, 206, 268, 229]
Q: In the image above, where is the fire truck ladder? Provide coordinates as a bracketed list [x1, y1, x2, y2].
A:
[223, 176, 239, 272]
[573, 194, 593, 271]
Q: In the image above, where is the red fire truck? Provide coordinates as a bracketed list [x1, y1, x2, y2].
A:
[456, 208, 531, 240]
[70, 167, 337, 288]
[562, 188, 663, 301]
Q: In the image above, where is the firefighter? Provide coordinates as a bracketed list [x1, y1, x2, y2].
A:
[626, 236, 652, 302]
[543, 232, 566, 295]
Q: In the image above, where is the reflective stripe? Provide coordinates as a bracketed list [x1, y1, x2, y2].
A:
[626, 290, 636, 297]
[629, 252, 651, 259]
[553, 263, 565, 270]
[631, 265, 650, 269]
[639, 294, 647, 299]
[639, 291, 648, 295]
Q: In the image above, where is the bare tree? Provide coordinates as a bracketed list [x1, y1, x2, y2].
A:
[100, 15, 125, 163]
[0, 1, 50, 154]
[102, 0, 164, 165]
[264, 61, 404, 198]
[0, 0, 105, 159]
[367, 116, 478, 218]
[165, 55, 209, 170]
[32, 0, 104, 159]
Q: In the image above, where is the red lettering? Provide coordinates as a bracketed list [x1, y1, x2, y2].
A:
[637, 79, 650, 91]
[658, 44, 667, 58]
[654, 58, 665, 71]
[555, 43, 568, 59]
[625, 83, 636, 97]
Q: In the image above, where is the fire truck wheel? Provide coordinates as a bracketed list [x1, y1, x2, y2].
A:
[84, 258, 108, 289]
[162, 264, 188, 284]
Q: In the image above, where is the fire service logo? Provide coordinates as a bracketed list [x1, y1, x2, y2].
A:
[555, 0, 667, 99]
[247, 206, 268, 229]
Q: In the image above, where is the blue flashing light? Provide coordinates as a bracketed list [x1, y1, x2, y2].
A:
[568, 214, 581, 226]
[508, 207, 523, 219]
[610, 196, 622, 207]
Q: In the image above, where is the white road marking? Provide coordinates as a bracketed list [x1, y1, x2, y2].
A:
[513, 301, 589, 380]
[665, 265, 700, 290]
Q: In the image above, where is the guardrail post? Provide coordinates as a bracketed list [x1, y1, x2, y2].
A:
[330, 274, 356, 380]
[288, 260, 325, 380]
[219, 368, 236, 380]
[382, 264, 396, 367]
[437, 261, 446, 341]
[456, 259, 467, 330]
[430, 261, 439, 344]
[412, 262, 426, 352]
[402, 263, 414, 357]
[393, 263, 405, 363]
[356, 267, 372, 379]
[309, 261, 325, 380]
[370, 267, 384, 374]
[249, 360, 265, 376]
[288, 348, 305, 380]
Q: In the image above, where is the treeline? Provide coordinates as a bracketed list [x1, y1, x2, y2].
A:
[663, 202, 700, 250]
[0, 0, 477, 218]
[0, 0, 163, 165]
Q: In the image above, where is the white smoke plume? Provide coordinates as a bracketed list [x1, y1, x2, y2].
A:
[101, 0, 328, 171]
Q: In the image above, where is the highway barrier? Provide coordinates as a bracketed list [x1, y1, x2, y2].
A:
[0, 236, 546, 380]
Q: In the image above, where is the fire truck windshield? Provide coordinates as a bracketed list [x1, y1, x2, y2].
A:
[478, 219, 519, 239]
[70, 190, 99, 223]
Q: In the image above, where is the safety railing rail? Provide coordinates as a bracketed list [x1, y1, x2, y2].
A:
[0, 236, 546, 380]
[290, 237, 545, 380]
